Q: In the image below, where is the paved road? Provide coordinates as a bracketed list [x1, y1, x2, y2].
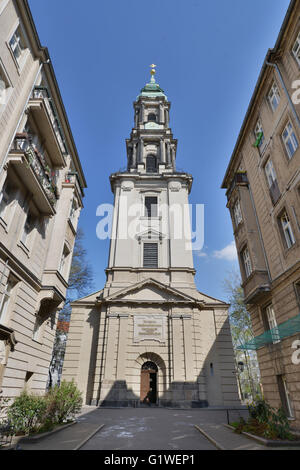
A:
[80, 408, 217, 450]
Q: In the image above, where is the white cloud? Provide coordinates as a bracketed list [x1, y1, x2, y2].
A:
[194, 251, 208, 258]
[213, 241, 238, 262]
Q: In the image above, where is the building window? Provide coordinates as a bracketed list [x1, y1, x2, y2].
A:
[279, 211, 296, 249]
[146, 155, 157, 173]
[277, 375, 294, 418]
[242, 247, 252, 278]
[282, 122, 298, 159]
[233, 199, 243, 227]
[59, 244, 71, 278]
[148, 113, 157, 122]
[254, 120, 264, 147]
[0, 63, 10, 109]
[0, 277, 15, 325]
[21, 212, 36, 247]
[9, 26, 26, 65]
[265, 305, 280, 344]
[0, 180, 13, 220]
[144, 197, 158, 218]
[268, 82, 280, 112]
[264, 159, 281, 205]
[292, 31, 300, 67]
[69, 198, 78, 226]
[143, 243, 158, 268]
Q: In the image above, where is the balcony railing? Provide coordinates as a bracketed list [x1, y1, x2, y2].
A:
[31, 87, 67, 156]
[237, 313, 300, 350]
[12, 135, 58, 207]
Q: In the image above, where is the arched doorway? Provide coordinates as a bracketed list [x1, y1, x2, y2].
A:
[140, 361, 158, 405]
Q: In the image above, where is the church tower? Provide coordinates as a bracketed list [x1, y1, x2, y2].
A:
[62, 68, 241, 408]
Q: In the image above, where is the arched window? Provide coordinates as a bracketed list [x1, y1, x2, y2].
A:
[146, 155, 157, 173]
[148, 113, 157, 122]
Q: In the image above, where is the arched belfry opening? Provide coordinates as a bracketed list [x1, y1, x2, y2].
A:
[140, 361, 158, 405]
[146, 155, 157, 173]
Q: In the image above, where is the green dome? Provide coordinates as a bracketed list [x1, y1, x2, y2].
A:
[137, 74, 167, 100]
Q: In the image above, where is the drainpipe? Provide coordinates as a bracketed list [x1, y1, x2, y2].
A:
[0, 58, 51, 177]
[266, 60, 300, 128]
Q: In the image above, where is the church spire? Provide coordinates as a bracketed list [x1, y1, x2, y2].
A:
[126, 66, 177, 173]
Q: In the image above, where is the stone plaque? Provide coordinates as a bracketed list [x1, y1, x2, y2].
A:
[134, 315, 166, 343]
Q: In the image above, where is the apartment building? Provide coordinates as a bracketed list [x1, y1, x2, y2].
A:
[222, 0, 300, 428]
[0, 0, 86, 399]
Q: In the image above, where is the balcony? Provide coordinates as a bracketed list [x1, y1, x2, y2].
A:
[27, 87, 66, 166]
[8, 135, 58, 215]
[226, 172, 248, 200]
[242, 269, 271, 304]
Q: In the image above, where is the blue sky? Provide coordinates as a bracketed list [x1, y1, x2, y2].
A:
[29, 0, 290, 302]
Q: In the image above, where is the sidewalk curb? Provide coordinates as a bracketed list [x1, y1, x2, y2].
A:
[20, 421, 77, 443]
[194, 425, 225, 450]
[223, 424, 300, 448]
[74, 424, 105, 450]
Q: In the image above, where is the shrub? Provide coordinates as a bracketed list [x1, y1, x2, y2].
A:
[7, 391, 48, 435]
[234, 399, 294, 441]
[5, 380, 82, 436]
[45, 380, 82, 425]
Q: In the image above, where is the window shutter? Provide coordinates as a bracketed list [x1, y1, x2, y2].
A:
[143, 243, 158, 268]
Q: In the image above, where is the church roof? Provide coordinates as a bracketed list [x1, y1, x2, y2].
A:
[137, 65, 167, 100]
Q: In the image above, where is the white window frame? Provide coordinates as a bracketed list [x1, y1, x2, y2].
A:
[265, 159, 277, 188]
[0, 278, 14, 325]
[282, 122, 299, 159]
[266, 305, 280, 344]
[268, 82, 280, 112]
[0, 179, 12, 220]
[280, 211, 296, 249]
[9, 25, 26, 66]
[292, 31, 300, 67]
[242, 247, 252, 278]
[59, 243, 71, 279]
[233, 199, 243, 227]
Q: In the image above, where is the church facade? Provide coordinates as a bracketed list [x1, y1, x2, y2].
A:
[62, 69, 240, 408]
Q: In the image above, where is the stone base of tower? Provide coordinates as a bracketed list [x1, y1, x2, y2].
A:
[62, 279, 241, 410]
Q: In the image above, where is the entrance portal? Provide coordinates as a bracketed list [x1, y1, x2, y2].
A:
[140, 361, 158, 405]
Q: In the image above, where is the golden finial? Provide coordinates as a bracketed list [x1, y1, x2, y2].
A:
[150, 64, 157, 76]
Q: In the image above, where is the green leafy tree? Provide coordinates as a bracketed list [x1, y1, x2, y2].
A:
[223, 271, 262, 401]
[48, 229, 94, 388]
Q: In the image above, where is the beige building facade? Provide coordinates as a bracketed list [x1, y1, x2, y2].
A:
[0, 0, 86, 399]
[222, 0, 300, 429]
[62, 70, 240, 408]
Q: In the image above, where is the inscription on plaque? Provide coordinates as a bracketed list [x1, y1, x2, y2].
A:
[134, 315, 166, 343]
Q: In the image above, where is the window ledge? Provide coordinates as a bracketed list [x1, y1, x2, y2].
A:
[0, 216, 8, 233]
[17, 241, 30, 258]
[67, 218, 77, 235]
